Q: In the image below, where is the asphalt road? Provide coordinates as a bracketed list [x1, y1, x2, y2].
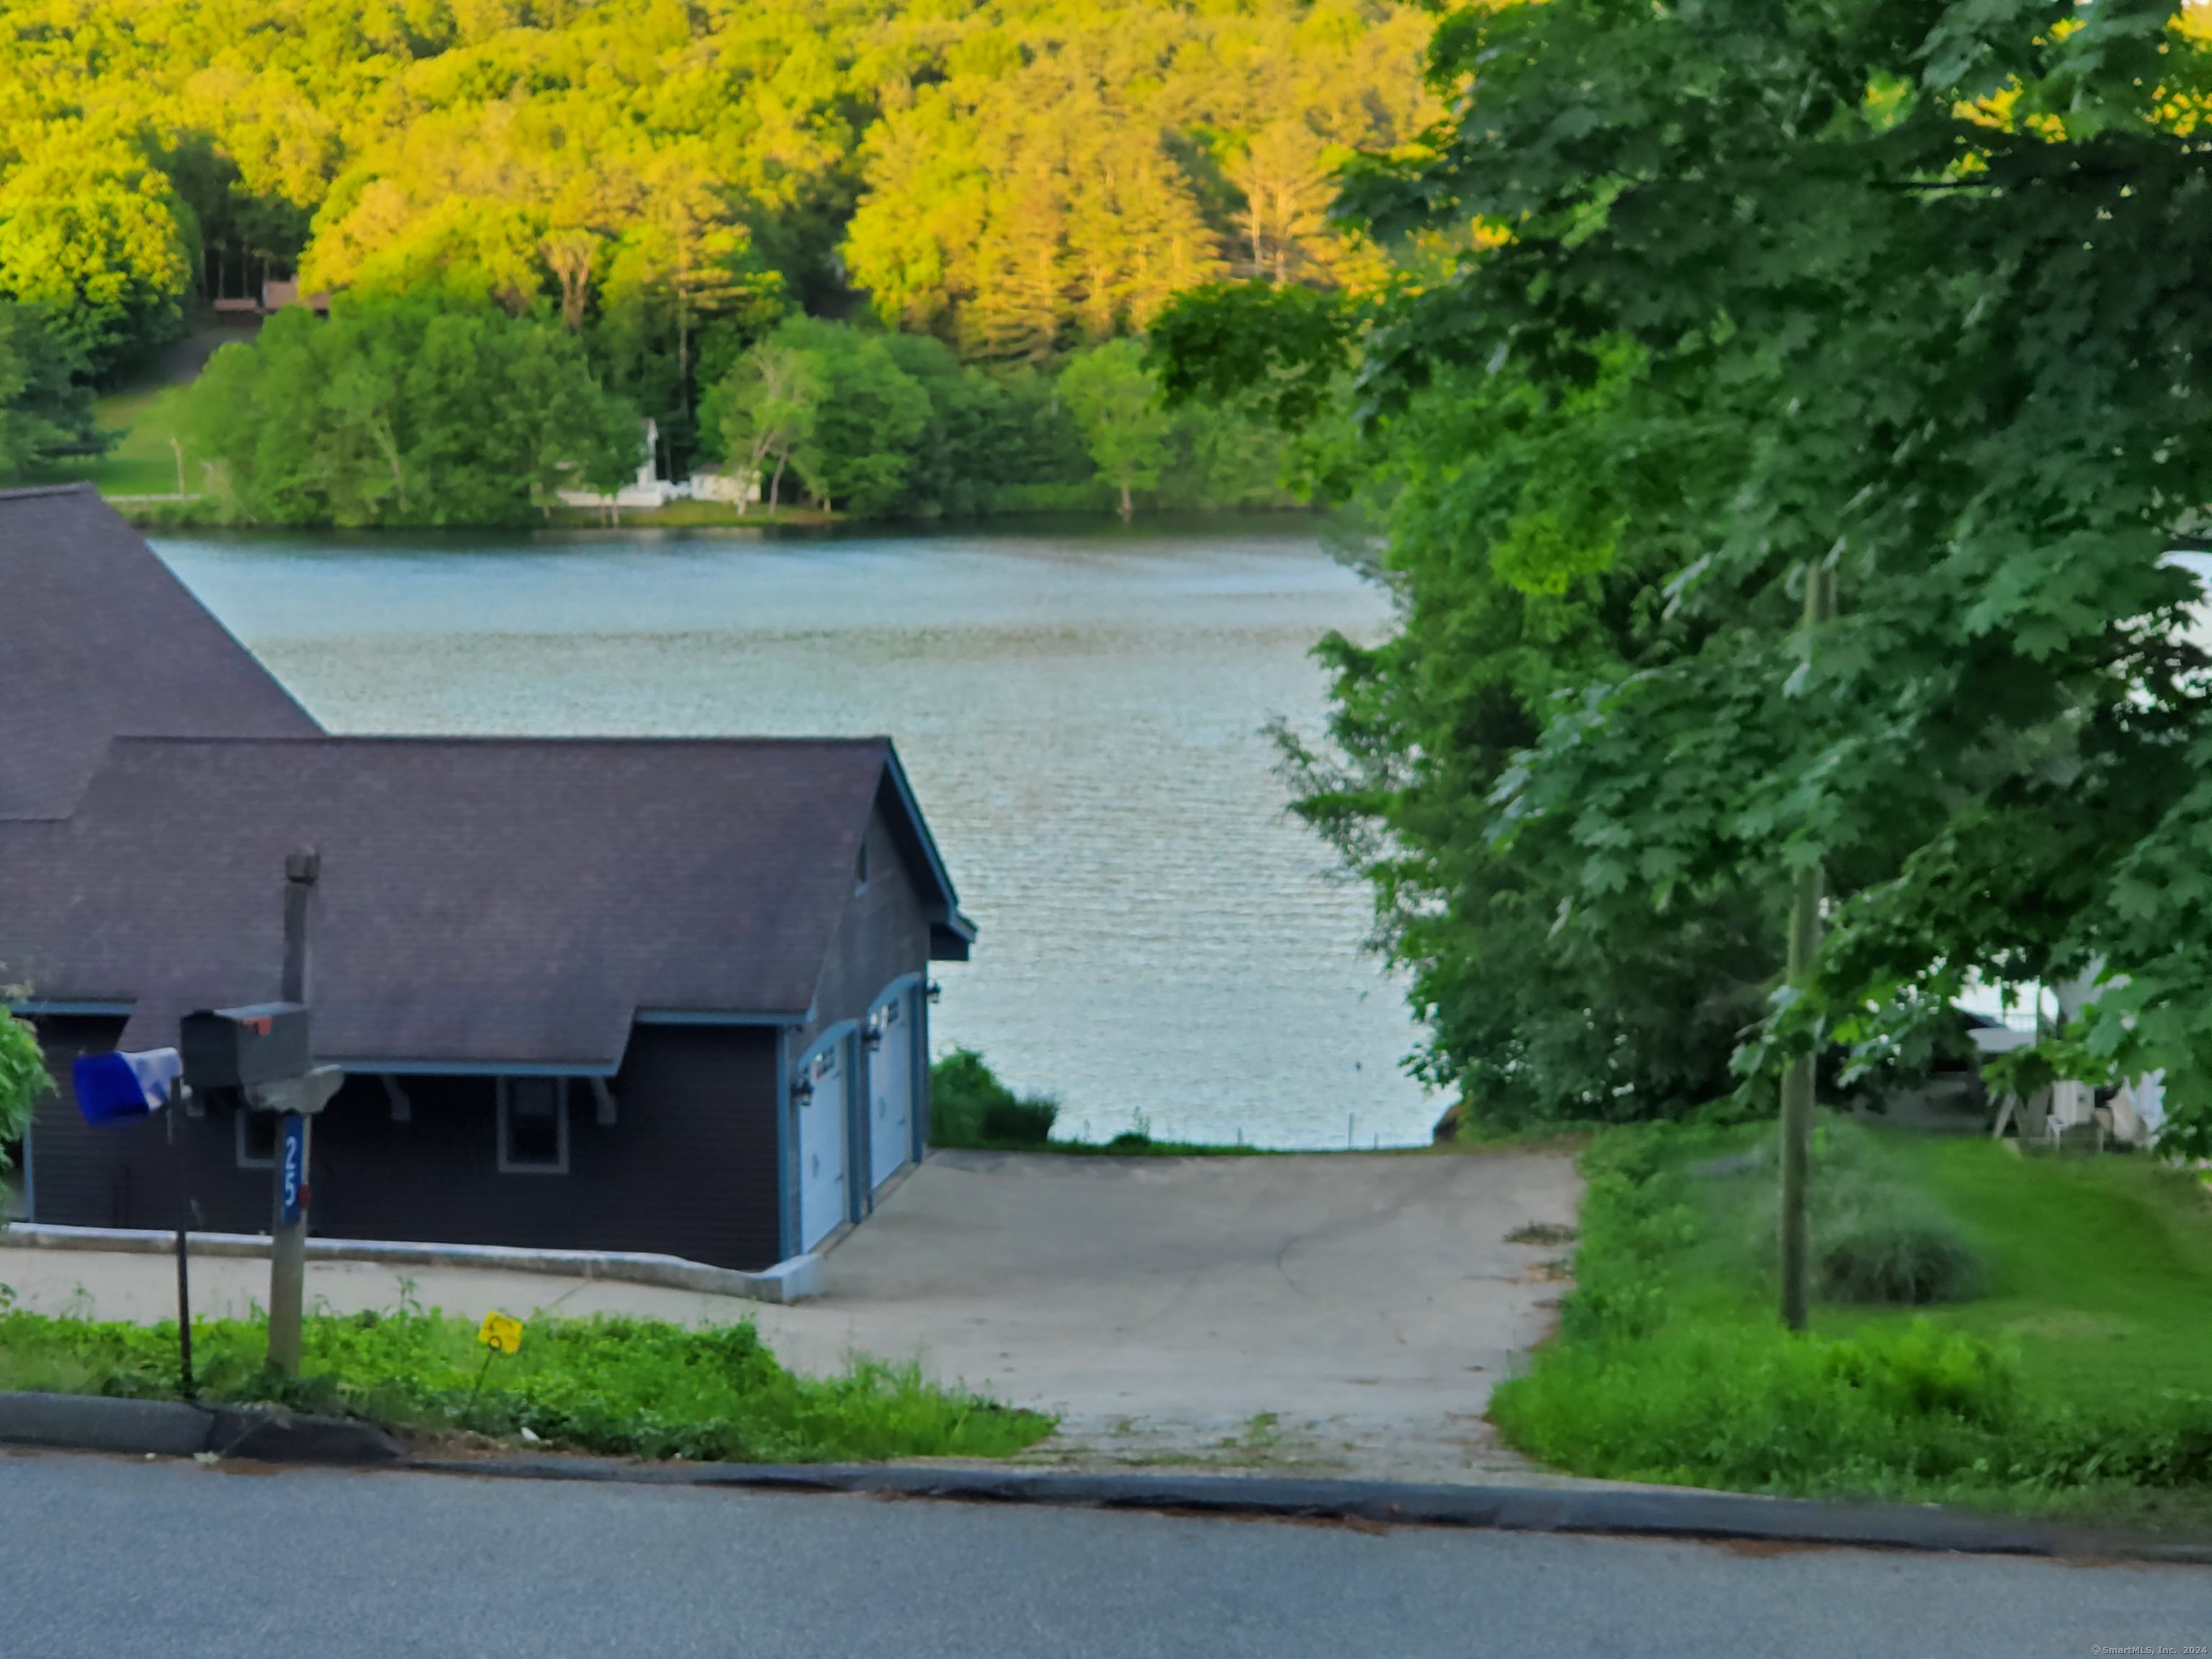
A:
[4, 1452, 2208, 1658]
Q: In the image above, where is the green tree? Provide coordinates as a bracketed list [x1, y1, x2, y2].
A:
[770, 318, 929, 515]
[0, 147, 195, 379]
[1164, 0, 2212, 1141]
[183, 296, 639, 526]
[0, 1013, 49, 1174]
[875, 335, 1092, 518]
[0, 303, 102, 482]
[704, 337, 824, 511]
[1058, 339, 1170, 518]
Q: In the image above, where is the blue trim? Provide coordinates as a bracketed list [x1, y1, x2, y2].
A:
[869, 972, 925, 1013]
[910, 981, 930, 1166]
[775, 1028, 796, 1262]
[634, 1009, 805, 1028]
[7, 1000, 132, 1017]
[794, 1020, 859, 1073]
[878, 747, 977, 948]
[845, 1025, 869, 1222]
[325, 1058, 621, 1079]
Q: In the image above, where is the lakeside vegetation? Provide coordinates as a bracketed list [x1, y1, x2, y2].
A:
[0, 1301, 1054, 1463]
[1492, 1124, 2212, 1529]
[927, 1047, 1266, 1156]
[0, 0, 1427, 521]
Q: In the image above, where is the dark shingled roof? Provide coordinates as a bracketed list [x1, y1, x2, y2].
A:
[0, 734, 970, 1066]
[0, 487, 974, 1064]
[0, 484, 320, 819]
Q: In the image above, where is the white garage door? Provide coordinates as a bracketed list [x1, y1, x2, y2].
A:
[868, 990, 914, 1190]
[798, 1039, 848, 1251]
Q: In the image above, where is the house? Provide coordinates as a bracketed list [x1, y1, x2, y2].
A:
[0, 485, 974, 1269]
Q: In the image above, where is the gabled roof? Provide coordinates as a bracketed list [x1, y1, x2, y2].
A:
[0, 734, 973, 1067]
[0, 485, 320, 819]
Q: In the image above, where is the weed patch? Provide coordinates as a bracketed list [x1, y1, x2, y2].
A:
[0, 1306, 1053, 1464]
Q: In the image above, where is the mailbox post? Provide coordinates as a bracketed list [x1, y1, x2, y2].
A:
[178, 851, 342, 1376]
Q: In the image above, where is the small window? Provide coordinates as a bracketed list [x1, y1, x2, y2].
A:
[236, 1110, 276, 1169]
[854, 840, 870, 892]
[804, 1044, 839, 1106]
[499, 1077, 569, 1174]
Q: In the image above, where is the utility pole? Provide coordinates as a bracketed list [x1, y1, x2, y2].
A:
[266, 849, 318, 1375]
[1779, 562, 1834, 1332]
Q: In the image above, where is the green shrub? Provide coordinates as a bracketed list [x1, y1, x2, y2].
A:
[981, 1094, 1058, 1144]
[0, 1306, 1054, 1463]
[1818, 1215, 1984, 1305]
[1749, 1118, 1984, 1305]
[930, 1048, 1061, 1148]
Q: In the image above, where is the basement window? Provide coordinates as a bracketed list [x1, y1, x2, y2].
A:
[498, 1078, 569, 1174]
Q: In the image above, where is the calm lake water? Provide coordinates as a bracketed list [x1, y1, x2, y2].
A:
[151, 520, 1436, 1150]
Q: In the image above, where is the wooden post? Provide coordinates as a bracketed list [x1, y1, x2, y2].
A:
[267, 850, 318, 1376]
[1779, 563, 1833, 1333]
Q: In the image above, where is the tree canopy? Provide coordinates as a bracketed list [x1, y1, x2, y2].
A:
[1058, 338, 1172, 519]
[0, 1012, 47, 1172]
[0, 0, 1429, 411]
[0, 303, 102, 480]
[181, 295, 640, 525]
[1164, 0, 2212, 1143]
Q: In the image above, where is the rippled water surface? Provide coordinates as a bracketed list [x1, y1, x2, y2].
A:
[153, 522, 1434, 1148]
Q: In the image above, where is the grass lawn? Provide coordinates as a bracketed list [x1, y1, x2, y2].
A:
[1491, 1120, 2212, 1532]
[24, 323, 245, 499]
[0, 1301, 1054, 1465]
[26, 382, 194, 498]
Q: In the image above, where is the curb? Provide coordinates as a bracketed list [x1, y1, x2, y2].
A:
[1, 1223, 823, 1305]
[0, 1391, 400, 1465]
[395, 1458, 2212, 1564]
[7, 1392, 2206, 1564]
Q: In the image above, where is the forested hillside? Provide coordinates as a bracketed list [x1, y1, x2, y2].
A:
[0, 0, 1429, 511]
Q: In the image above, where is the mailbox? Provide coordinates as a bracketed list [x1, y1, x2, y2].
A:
[179, 1002, 312, 1090]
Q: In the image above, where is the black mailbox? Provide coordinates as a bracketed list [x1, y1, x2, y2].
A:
[180, 1002, 312, 1090]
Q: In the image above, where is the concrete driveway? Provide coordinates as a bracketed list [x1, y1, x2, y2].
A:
[783, 1148, 1583, 1480]
[0, 1148, 1583, 1483]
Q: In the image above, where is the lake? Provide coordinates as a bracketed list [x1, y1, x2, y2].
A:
[150, 519, 1437, 1150]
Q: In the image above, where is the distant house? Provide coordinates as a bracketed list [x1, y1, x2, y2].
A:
[686, 466, 761, 506]
[0, 485, 974, 1269]
[256, 279, 331, 315]
[554, 420, 762, 513]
